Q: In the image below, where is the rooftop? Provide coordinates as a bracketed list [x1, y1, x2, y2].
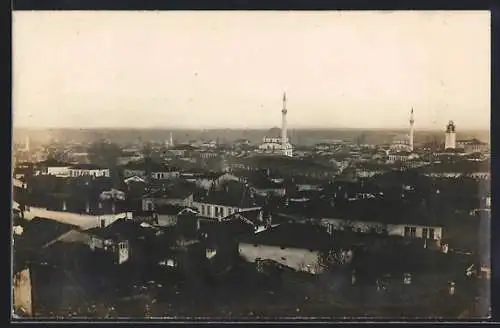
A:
[15, 217, 79, 253]
[238, 223, 332, 250]
[36, 159, 72, 167]
[280, 198, 445, 227]
[415, 160, 490, 174]
[70, 164, 108, 170]
[195, 181, 257, 208]
[86, 218, 159, 241]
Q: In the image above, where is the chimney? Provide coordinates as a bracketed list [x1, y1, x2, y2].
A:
[85, 201, 90, 213]
[111, 201, 116, 214]
[62, 199, 67, 211]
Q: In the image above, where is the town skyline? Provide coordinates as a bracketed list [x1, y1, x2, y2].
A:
[13, 11, 490, 130]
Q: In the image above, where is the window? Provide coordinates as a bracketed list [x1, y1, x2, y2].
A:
[429, 228, 435, 240]
[214, 207, 219, 217]
[410, 227, 417, 239]
[422, 228, 428, 239]
[207, 206, 211, 217]
[228, 208, 232, 215]
[100, 219, 106, 228]
[201, 205, 205, 215]
[404, 227, 410, 237]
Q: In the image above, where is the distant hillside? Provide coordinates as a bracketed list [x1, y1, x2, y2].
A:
[13, 127, 490, 147]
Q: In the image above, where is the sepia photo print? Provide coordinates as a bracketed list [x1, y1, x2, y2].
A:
[12, 11, 491, 319]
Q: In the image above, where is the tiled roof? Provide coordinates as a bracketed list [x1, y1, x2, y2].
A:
[155, 204, 188, 215]
[69, 164, 106, 170]
[194, 181, 257, 208]
[86, 218, 158, 241]
[15, 217, 79, 252]
[238, 223, 332, 250]
[36, 159, 71, 167]
[457, 138, 487, 145]
[280, 198, 445, 227]
[416, 160, 490, 174]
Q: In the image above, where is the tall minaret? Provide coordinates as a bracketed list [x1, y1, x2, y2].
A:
[281, 92, 288, 145]
[409, 107, 415, 151]
[169, 132, 174, 147]
[25, 135, 30, 152]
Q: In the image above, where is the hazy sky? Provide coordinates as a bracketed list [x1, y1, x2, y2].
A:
[13, 11, 490, 130]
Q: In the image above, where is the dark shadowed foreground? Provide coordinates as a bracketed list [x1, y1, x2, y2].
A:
[27, 257, 487, 320]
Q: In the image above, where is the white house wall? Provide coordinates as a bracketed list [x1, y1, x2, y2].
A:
[157, 214, 177, 227]
[320, 217, 442, 241]
[141, 195, 193, 211]
[69, 169, 110, 178]
[192, 201, 261, 220]
[387, 224, 443, 240]
[238, 243, 323, 275]
[47, 166, 70, 177]
[22, 206, 132, 230]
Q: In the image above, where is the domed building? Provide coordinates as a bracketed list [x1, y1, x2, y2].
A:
[389, 108, 415, 152]
[257, 93, 293, 157]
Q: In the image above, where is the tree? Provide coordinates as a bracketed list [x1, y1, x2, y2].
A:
[318, 248, 354, 272]
[87, 140, 123, 188]
[87, 140, 122, 168]
[46, 149, 69, 163]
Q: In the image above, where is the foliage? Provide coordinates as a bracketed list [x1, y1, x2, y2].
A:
[87, 140, 123, 168]
[318, 248, 354, 271]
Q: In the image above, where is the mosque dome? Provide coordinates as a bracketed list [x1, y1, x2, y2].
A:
[267, 127, 282, 138]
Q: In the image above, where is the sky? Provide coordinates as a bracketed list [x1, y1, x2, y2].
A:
[13, 11, 490, 130]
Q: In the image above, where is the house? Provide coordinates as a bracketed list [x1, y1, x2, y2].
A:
[193, 172, 240, 190]
[280, 199, 445, 250]
[13, 162, 34, 180]
[124, 175, 146, 185]
[247, 175, 286, 197]
[135, 204, 196, 227]
[18, 177, 133, 230]
[122, 160, 180, 180]
[193, 181, 261, 220]
[354, 162, 389, 179]
[14, 217, 81, 256]
[387, 151, 419, 163]
[291, 176, 324, 192]
[416, 159, 490, 179]
[314, 143, 332, 151]
[168, 144, 198, 157]
[238, 223, 333, 275]
[456, 138, 488, 154]
[35, 159, 72, 177]
[141, 182, 195, 211]
[68, 164, 110, 178]
[84, 218, 163, 265]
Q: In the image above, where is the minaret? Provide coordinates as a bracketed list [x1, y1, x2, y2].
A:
[445, 121, 456, 149]
[169, 132, 174, 147]
[25, 135, 30, 152]
[281, 92, 288, 146]
[409, 108, 415, 151]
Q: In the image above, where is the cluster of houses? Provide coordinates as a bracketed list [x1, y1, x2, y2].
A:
[12, 138, 490, 317]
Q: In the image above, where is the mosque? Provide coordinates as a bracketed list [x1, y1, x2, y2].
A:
[257, 93, 294, 157]
[389, 108, 415, 152]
